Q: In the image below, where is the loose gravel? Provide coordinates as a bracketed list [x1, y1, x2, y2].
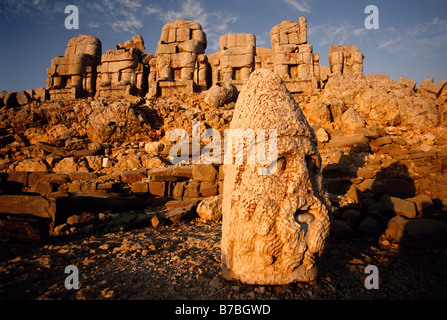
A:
[1, 217, 446, 300]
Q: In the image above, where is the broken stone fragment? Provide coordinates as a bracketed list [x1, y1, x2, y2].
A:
[204, 82, 238, 108]
[197, 195, 222, 221]
[221, 68, 330, 285]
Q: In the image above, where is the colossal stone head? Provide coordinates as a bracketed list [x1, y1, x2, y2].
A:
[221, 68, 330, 284]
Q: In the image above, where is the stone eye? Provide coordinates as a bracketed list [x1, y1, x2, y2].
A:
[268, 156, 286, 173]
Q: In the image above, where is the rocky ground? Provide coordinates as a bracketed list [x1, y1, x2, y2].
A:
[1, 212, 446, 300]
[1, 73, 447, 303]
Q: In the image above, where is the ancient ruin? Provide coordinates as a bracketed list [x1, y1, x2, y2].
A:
[1, 15, 447, 299]
[46, 35, 102, 100]
[44, 17, 363, 99]
[270, 18, 322, 92]
[221, 68, 330, 284]
[96, 35, 152, 98]
[148, 19, 209, 97]
[211, 33, 258, 90]
[328, 45, 364, 76]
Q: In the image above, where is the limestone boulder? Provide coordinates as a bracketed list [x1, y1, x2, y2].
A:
[197, 195, 222, 221]
[204, 82, 238, 108]
[222, 68, 330, 285]
[385, 216, 447, 248]
[320, 75, 441, 129]
[340, 107, 366, 131]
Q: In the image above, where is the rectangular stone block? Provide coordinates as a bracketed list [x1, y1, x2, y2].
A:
[327, 134, 369, 148]
[120, 169, 147, 184]
[183, 181, 200, 199]
[7, 171, 29, 187]
[219, 35, 228, 50]
[156, 43, 177, 55]
[149, 181, 166, 197]
[279, 32, 289, 44]
[171, 52, 195, 68]
[270, 32, 280, 46]
[178, 40, 203, 53]
[131, 182, 149, 194]
[380, 194, 417, 218]
[165, 199, 198, 210]
[192, 164, 218, 181]
[227, 34, 238, 48]
[160, 28, 169, 43]
[168, 28, 176, 43]
[172, 181, 186, 200]
[288, 32, 299, 44]
[176, 27, 191, 42]
[229, 54, 254, 68]
[200, 181, 218, 197]
[0, 195, 56, 220]
[191, 30, 206, 48]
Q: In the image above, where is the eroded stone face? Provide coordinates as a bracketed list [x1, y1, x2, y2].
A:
[46, 35, 102, 99]
[221, 68, 330, 285]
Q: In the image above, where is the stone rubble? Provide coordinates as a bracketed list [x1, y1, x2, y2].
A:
[1, 15, 447, 299]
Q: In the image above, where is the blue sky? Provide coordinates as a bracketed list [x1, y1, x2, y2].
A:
[1, 0, 446, 92]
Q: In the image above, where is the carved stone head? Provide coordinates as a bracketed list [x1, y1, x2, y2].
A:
[221, 68, 330, 284]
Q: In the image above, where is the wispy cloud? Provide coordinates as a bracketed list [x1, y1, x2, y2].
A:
[85, 0, 144, 33]
[309, 17, 447, 61]
[109, 12, 143, 33]
[0, 0, 146, 33]
[283, 0, 311, 13]
[308, 22, 367, 46]
[0, 0, 66, 22]
[378, 18, 447, 55]
[146, 0, 238, 51]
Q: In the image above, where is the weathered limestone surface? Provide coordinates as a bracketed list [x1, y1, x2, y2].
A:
[204, 81, 238, 108]
[222, 68, 330, 284]
[270, 18, 320, 92]
[46, 35, 102, 100]
[328, 45, 364, 76]
[148, 19, 208, 97]
[212, 34, 257, 90]
[96, 35, 151, 97]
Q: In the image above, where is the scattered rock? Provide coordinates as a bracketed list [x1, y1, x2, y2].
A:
[197, 195, 222, 221]
[209, 275, 225, 290]
[316, 127, 330, 143]
[340, 107, 366, 131]
[327, 134, 369, 148]
[380, 194, 417, 218]
[204, 82, 238, 108]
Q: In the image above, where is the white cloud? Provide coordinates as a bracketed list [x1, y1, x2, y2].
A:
[0, 0, 145, 33]
[145, 0, 239, 51]
[283, 0, 311, 13]
[87, 21, 100, 28]
[0, 0, 237, 41]
[145, 6, 161, 15]
[308, 22, 367, 46]
[81, 0, 145, 33]
[0, 0, 65, 21]
[378, 18, 447, 55]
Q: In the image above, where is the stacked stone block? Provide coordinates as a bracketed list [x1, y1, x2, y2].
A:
[212, 34, 257, 90]
[270, 18, 320, 92]
[148, 19, 209, 97]
[96, 35, 152, 97]
[328, 45, 364, 76]
[46, 35, 102, 100]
